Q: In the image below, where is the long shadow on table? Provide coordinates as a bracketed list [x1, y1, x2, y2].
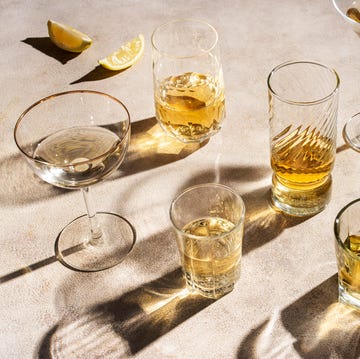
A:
[0, 225, 174, 286]
[0, 241, 96, 284]
[241, 186, 308, 255]
[0, 256, 58, 284]
[237, 274, 360, 359]
[38, 268, 214, 358]
[0, 117, 204, 207]
[21, 37, 81, 64]
[70, 65, 126, 84]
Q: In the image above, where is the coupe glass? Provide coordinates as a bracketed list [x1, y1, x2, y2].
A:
[14, 90, 136, 272]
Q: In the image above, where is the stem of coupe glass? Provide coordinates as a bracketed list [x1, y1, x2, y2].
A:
[81, 186, 103, 245]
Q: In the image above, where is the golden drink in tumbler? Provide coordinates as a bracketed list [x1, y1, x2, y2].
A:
[170, 184, 245, 299]
[154, 72, 225, 142]
[334, 199, 360, 310]
[268, 61, 339, 216]
[181, 217, 241, 296]
[152, 19, 225, 143]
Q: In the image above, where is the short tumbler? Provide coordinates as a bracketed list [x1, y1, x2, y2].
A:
[151, 19, 225, 143]
[334, 199, 360, 311]
[170, 183, 245, 299]
[268, 61, 340, 216]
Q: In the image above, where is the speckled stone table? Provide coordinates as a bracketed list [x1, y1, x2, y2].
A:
[1, 1, 360, 358]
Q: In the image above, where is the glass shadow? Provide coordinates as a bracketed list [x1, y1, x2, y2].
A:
[237, 275, 360, 358]
[38, 268, 214, 358]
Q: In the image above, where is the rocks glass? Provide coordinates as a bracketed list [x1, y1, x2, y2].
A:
[151, 19, 225, 143]
[334, 199, 360, 310]
[170, 183, 245, 299]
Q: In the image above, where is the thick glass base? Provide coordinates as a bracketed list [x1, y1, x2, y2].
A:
[271, 174, 332, 217]
[55, 212, 136, 272]
[339, 282, 360, 311]
[184, 269, 238, 299]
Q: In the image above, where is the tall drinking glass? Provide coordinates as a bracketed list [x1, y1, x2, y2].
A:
[151, 18, 225, 143]
[14, 90, 136, 272]
[267, 61, 340, 216]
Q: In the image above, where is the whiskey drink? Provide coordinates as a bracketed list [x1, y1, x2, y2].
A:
[179, 216, 242, 299]
[271, 125, 335, 188]
[268, 61, 339, 216]
[338, 235, 360, 304]
[152, 19, 224, 142]
[170, 183, 245, 299]
[334, 198, 360, 310]
[33, 126, 128, 188]
[347, 8, 360, 23]
[155, 72, 225, 143]
[271, 125, 336, 215]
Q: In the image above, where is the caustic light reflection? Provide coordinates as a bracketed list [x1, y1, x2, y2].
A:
[247, 303, 360, 358]
[50, 311, 131, 359]
[129, 122, 202, 157]
[48, 280, 206, 358]
[298, 303, 360, 355]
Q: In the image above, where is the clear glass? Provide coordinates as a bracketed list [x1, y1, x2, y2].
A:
[267, 61, 340, 216]
[14, 90, 136, 272]
[343, 112, 360, 151]
[151, 18, 225, 143]
[170, 183, 245, 299]
[332, 0, 360, 35]
[334, 198, 360, 310]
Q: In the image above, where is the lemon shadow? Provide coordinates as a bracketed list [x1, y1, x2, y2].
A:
[70, 65, 127, 84]
[21, 37, 81, 64]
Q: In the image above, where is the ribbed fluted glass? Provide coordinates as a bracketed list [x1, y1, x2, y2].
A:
[267, 61, 340, 216]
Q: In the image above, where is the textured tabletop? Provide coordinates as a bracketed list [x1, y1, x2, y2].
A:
[1, 1, 360, 358]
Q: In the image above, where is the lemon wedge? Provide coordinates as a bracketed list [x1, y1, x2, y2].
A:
[98, 34, 144, 71]
[47, 20, 92, 52]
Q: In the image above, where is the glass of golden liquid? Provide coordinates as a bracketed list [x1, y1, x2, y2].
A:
[267, 61, 340, 216]
[170, 183, 245, 299]
[334, 199, 360, 310]
[151, 19, 225, 143]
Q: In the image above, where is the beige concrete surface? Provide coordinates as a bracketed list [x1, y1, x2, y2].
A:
[1, 0, 360, 358]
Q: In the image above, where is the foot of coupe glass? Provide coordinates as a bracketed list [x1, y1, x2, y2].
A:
[55, 212, 136, 272]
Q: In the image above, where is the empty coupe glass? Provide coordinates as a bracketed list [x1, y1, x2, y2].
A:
[14, 90, 136, 272]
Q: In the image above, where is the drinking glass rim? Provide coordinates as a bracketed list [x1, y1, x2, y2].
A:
[267, 60, 340, 106]
[343, 112, 360, 152]
[151, 18, 219, 59]
[169, 183, 245, 240]
[332, 0, 360, 26]
[14, 90, 131, 168]
[334, 197, 360, 260]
